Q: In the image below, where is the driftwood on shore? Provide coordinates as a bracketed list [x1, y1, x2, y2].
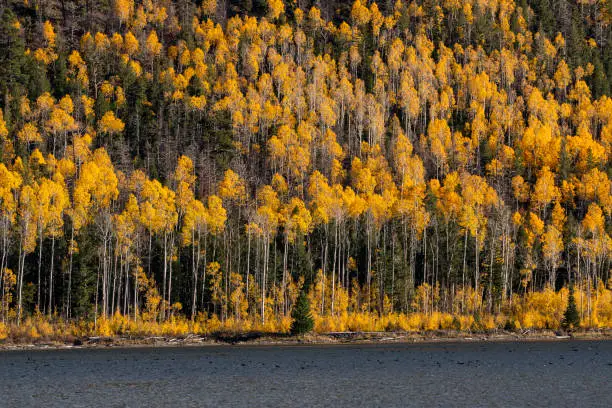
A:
[0, 329, 610, 351]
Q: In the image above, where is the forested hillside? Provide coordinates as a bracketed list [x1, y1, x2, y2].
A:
[0, 0, 611, 338]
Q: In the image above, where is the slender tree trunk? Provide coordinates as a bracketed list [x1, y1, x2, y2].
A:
[162, 232, 167, 320]
[48, 237, 55, 315]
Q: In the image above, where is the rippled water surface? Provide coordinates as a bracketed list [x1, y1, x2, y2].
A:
[1, 340, 611, 407]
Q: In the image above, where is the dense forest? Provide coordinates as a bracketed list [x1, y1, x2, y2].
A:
[0, 0, 611, 338]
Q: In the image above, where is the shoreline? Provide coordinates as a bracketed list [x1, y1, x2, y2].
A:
[1, 329, 610, 351]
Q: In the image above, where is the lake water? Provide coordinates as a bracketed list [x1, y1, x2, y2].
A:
[0, 340, 610, 407]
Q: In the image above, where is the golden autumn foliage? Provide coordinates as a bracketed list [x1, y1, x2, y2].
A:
[0, 0, 610, 339]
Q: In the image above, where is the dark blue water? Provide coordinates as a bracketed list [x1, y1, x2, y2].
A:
[1, 340, 610, 407]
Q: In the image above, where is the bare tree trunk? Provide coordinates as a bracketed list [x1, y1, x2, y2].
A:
[48, 237, 55, 315]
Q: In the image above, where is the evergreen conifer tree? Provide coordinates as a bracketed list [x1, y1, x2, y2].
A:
[561, 284, 580, 331]
[290, 290, 314, 335]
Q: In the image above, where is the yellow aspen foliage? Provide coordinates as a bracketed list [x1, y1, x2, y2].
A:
[114, 0, 134, 23]
[551, 202, 566, 230]
[271, 173, 288, 195]
[0, 0, 611, 337]
[124, 31, 139, 56]
[188, 95, 207, 111]
[542, 225, 563, 268]
[427, 118, 452, 172]
[94, 32, 111, 51]
[71, 134, 93, 164]
[525, 212, 545, 247]
[201, 0, 217, 16]
[56, 158, 76, 178]
[35, 175, 70, 238]
[255, 185, 281, 234]
[111, 33, 123, 50]
[115, 87, 126, 107]
[393, 132, 425, 191]
[36, 92, 55, 113]
[140, 179, 178, 235]
[146, 31, 162, 56]
[582, 203, 605, 236]
[42, 20, 56, 47]
[81, 95, 95, 119]
[173, 155, 196, 214]
[0, 163, 22, 224]
[218, 169, 247, 203]
[0, 110, 7, 140]
[267, 0, 284, 20]
[18, 185, 39, 254]
[519, 122, 560, 170]
[351, 0, 371, 26]
[554, 60, 571, 91]
[205, 195, 227, 235]
[17, 123, 42, 144]
[512, 175, 530, 203]
[181, 198, 207, 246]
[59, 95, 74, 113]
[46, 107, 77, 135]
[566, 124, 607, 172]
[532, 166, 560, 209]
[98, 111, 125, 134]
[114, 194, 139, 253]
[29, 148, 45, 166]
[281, 197, 312, 242]
[576, 168, 612, 215]
[72, 148, 119, 230]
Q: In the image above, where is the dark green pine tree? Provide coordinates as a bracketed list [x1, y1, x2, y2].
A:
[290, 290, 314, 335]
[561, 284, 580, 331]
